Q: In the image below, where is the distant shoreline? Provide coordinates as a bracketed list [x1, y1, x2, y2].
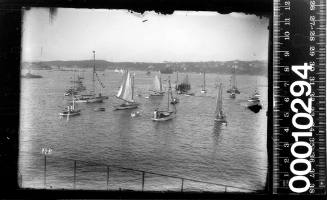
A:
[22, 60, 268, 76]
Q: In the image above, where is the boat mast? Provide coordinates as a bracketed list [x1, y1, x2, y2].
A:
[203, 72, 206, 90]
[92, 50, 95, 94]
[132, 73, 134, 101]
[72, 97, 75, 110]
[216, 83, 223, 117]
[159, 75, 162, 92]
[220, 83, 223, 111]
[73, 69, 76, 91]
[232, 65, 236, 89]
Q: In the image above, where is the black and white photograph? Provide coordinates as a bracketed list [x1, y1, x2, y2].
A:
[19, 8, 269, 192]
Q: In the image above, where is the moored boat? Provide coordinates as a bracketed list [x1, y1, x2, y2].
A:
[94, 107, 106, 111]
[114, 71, 139, 110]
[247, 90, 262, 113]
[74, 51, 107, 103]
[152, 79, 176, 121]
[59, 99, 81, 117]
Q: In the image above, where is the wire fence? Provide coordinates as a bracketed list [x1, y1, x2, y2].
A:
[18, 151, 257, 192]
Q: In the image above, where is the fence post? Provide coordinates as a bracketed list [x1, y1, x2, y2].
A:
[141, 171, 145, 191]
[225, 186, 227, 193]
[73, 160, 76, 189]
[44, 155, 47, 188]
[107, 166, 109, 190]
[181, 178, 184, 192]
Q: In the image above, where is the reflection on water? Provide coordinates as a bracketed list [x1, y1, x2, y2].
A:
[212, 121, 226, 146]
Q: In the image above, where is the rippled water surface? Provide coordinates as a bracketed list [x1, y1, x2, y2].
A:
[19, 69, 268, 192]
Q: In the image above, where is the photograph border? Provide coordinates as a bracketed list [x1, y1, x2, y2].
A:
[1, 0, 316, 199]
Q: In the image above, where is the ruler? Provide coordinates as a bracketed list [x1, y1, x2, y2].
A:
[273, 0, 326, 194]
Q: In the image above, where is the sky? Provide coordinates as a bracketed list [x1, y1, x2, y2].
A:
[22, 8, 269, 63]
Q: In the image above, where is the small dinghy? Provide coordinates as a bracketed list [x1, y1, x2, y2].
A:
[59, 99, 81, 117]
[94, 107, 106, 111]
[176, 73, 191, 94]
[227, 64, 240, 98]
[114, 71, 139, 110]
[131, 111, 141, 118]
[185, 92, 195, 96]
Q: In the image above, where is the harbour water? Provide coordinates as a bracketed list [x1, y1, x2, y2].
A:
[19, 69, 268, 192]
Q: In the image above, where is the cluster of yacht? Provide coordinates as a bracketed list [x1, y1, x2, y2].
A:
[58, 52, 263, 122]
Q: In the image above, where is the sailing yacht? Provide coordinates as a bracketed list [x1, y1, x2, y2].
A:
[114, 71, 139, 110]
[227, 65, 240, 98]
[149, 75, 165, 96]
[74, 51, 107, 103]
[152, 79, 176, 121]
[200, 72, 207, 93]
[214, 83, 227, 123]
[174, 71, 179, 91]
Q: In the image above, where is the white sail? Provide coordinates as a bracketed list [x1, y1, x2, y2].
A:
[153, 75, 162, 92]
[116, 71, 134, 102]
[216, 83, 223, 117]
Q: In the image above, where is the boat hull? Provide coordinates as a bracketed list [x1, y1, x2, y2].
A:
[152, 114, 175, 121]
[170, 100, 179, 104]
[214, 117, 227, 122]
[86, 98, 103, 103]
[114, 103, 139, 110]
[74, 96, 104, 103]
[247, 103, 262, 113]
[152, 111, 175, 121]
[22, 73, 43, 78]
[59, 110, 81, 116]
[131, 111, 141, 117]
[150, 92, 165, 96]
